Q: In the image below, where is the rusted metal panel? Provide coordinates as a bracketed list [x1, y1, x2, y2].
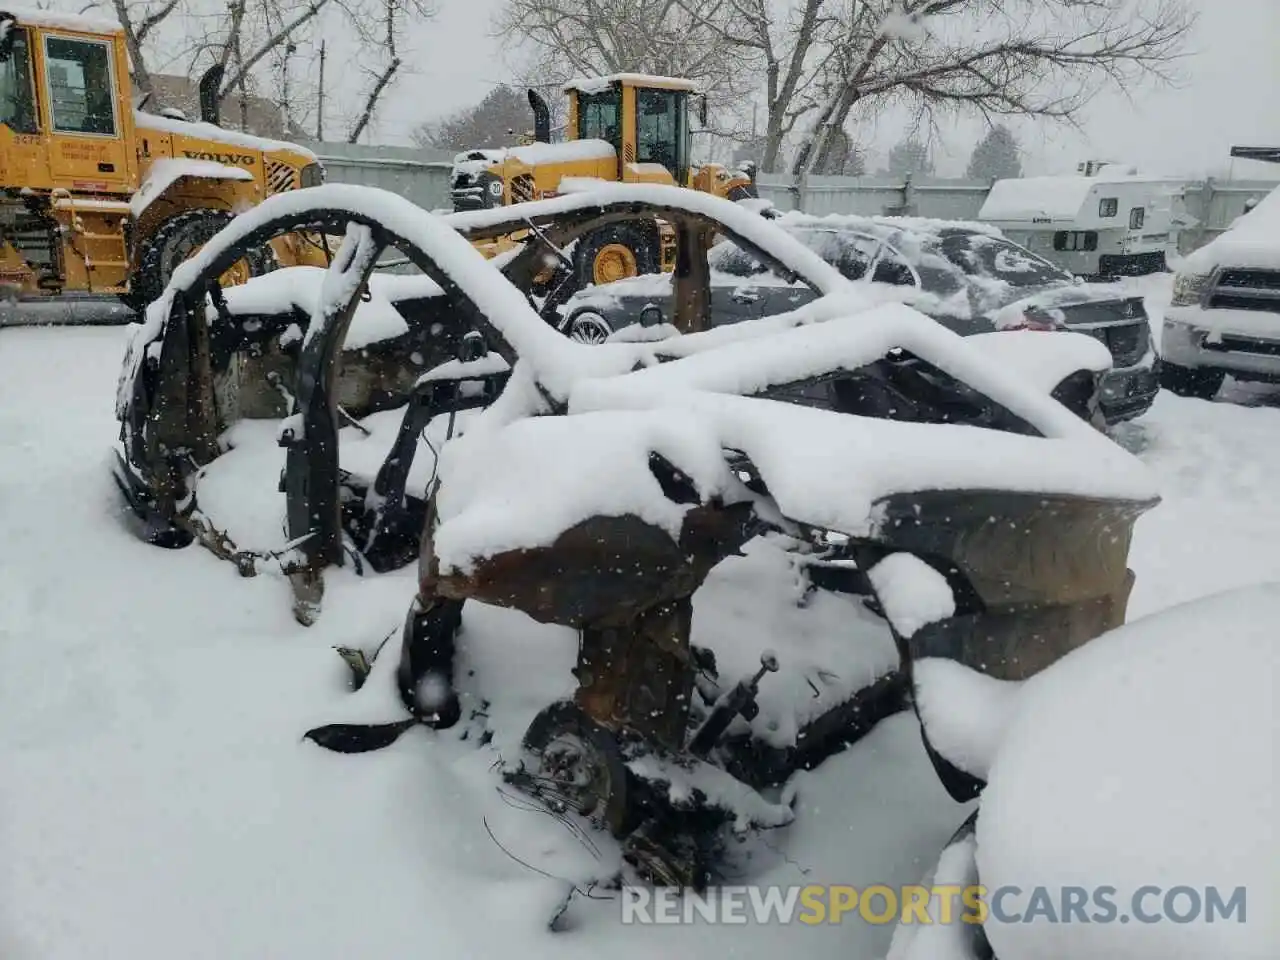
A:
[575, 599, 694, 751]
[425, 503, 752, 629]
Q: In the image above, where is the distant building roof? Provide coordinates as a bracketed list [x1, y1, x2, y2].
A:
[139, 73, 288, 140]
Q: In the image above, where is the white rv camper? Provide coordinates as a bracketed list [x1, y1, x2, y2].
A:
[978, 174, 1191, 279]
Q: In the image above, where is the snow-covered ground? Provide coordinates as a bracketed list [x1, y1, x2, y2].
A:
[2, 275, 1277, 958]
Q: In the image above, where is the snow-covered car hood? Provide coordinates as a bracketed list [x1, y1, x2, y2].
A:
[891, 582, 1278, 960]
[1180, 185, 1280, 274]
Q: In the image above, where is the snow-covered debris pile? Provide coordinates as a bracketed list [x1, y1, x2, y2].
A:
[431, 410, 739, 575]
[221, 266, 411, 349]
[1181, 185, 1280, 273]
[427, 301, 1158, 569]
[975, 583, 1279, 959]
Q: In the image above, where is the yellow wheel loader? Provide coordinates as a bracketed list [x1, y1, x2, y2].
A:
[449, 74, 758, 289]
[0, 7, 326, 318]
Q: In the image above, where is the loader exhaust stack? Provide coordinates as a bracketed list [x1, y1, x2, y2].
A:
[527, 89, 551, 143]
[199, 64, 224, 126]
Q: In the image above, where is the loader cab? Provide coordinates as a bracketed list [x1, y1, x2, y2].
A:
[565, 75, 699, 187]
[0, 13, 136, 193]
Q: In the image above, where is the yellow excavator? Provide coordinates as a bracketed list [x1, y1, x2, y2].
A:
[0, 6, 325, 315]
[449, 74, 757, 287]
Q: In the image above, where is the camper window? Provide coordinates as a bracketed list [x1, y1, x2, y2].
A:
[1099, 197, 1119, 218]
[1054, 230, 1098, 252]
[1129, 207, 1145, 229]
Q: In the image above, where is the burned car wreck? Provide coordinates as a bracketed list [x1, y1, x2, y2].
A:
[113, 182, 1159, 892]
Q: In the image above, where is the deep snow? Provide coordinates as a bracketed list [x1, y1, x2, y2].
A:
[977, 584, 1278, 960]
[3, 274, 1279, 958]
[0, 326, 960, 960]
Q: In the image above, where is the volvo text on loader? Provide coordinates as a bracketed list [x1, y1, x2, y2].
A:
[0, 6, 326, 314]
[449, 74, 757, 288]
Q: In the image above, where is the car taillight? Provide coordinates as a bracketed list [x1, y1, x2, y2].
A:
[1007, 314, 1058, 331]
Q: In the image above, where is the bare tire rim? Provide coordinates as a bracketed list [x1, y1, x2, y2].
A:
[534, 732, 613, 820]
[568, 313, 611, 344]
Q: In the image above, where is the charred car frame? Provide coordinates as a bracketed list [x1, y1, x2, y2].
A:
[113, 182, 1158, 889]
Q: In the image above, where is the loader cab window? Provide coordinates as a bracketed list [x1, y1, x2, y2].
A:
[0, 28, 37, 134]
[636, 88, 689, 184]
[44, 35, 116, 135]
[577, 89, 620, 148]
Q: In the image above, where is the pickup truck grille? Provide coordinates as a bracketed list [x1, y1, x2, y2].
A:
[1206, 269, 1280, 312]
[1204, 335, 1280, 357]
[1216, 269, 1280, 290]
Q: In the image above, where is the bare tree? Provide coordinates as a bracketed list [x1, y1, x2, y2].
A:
[677, 0, 1193, 175]
[493, 0, 755, 118]
[414, 85, 536, 151]
[792, 0, 1195, 179]
[166, 0, 432, 134]
[674, 0, 841, 172]
[82, 0, 182, 96]
[346, 0, 404, 142]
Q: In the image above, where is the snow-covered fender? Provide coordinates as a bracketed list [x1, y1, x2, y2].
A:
[967, 330, 1112, 427]
[129, 157, 255, 222]
[851, 483, 1156, 800]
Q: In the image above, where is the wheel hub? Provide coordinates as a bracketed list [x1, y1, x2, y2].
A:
[568, 314, 610, 344]
[534, 732, 612, 821]
[187, 240, 257, 289]
[593, 242, 638, 285]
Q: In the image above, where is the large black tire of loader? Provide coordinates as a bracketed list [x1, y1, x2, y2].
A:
[131, 208, 276, 311]
[573, 222, 659, 290]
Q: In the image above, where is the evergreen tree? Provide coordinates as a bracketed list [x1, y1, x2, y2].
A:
[415, 86, 536, 152]
[815, 129, 868, 175]
[886, 137, 934, 177]
[966, 125, 1023, 180]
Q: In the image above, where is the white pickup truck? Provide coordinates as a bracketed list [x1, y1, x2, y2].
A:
[1162, 184, 1280, 399]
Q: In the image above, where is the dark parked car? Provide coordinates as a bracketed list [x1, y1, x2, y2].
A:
[558, 215, 1160, 424]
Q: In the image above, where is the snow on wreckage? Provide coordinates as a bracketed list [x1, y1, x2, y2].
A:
[112, 181, 1160, 893]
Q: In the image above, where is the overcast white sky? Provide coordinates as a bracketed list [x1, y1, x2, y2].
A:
[360, 0, 1280, 179]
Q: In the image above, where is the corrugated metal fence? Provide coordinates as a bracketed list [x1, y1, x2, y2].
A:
[307, 141, 455, 213]
[753, 173, 1278, 254]
[303, 143, 1275, 255]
